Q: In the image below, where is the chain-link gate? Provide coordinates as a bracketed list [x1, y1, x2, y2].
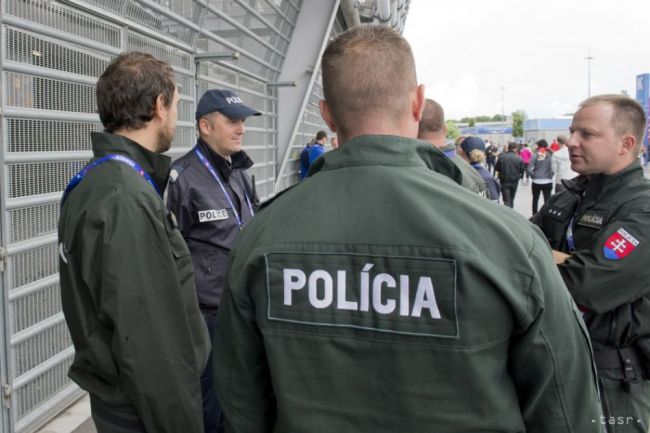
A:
[0, 0, 305, 431]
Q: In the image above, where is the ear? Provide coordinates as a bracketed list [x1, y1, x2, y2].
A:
[153, 94, 167, 121]
[620, 134, 636, 156]
[319, 99, 337, 132]
[413, 84, 426, 122]
[197, 117, 211, 136]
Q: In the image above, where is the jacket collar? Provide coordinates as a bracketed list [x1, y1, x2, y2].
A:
[91, 132, 171, 192]
[307, 135, 462, 184]
[197, 138, 253, 182]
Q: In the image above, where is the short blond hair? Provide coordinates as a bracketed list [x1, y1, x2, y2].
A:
[418, 99, 445, 138]
[579, 94, 646, 155]
[321, 25, 417, 137]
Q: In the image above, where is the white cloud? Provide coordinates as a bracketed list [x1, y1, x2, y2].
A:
[425, 74, 479, 119]
[404, 0, 650, 120]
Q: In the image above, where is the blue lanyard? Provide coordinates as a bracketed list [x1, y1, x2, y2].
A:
[194, 148, 254, 229]
[565, 216, 576, 253]
[62, 154, 161, 206]
[444, 149, 456, 158]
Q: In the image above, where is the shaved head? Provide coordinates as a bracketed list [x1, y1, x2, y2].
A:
[321, 25, 418, 137]
[418, 99, 445, 137]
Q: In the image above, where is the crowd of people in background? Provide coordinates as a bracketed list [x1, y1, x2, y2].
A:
[447, 132, 609, 215]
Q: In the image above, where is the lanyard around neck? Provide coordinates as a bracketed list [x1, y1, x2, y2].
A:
[565, 216, 576, 253]
[62, 154, 161, 206]
[194, 147, 254, 229]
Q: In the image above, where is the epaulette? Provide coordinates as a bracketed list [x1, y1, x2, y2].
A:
[168, 162, 188, 184]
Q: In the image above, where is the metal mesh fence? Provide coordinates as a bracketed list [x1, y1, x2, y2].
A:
[12, 320, 70, 377]
[7, 243, 59, 291]
[8, 203, 60, 244]
[5, 0, 121, 48]
[0, 1, 299, 431]
[7, 119, 100, 153]
[9, 283, 62, 334]
[13, 357, 73, 420]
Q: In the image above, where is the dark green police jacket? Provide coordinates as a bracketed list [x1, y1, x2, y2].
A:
[58, 132, 210, 432]
[532, 160, 650, 351]
[214, 135, 601, 433]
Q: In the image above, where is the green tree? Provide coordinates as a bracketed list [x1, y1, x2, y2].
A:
[511, 110, 525, 137]
[468, 118, 475, 127]
[491, 114, 506, 121]
[446, 120, 460, 140]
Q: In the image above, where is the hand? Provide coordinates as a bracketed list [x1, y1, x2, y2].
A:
[552, 250, 570, 264]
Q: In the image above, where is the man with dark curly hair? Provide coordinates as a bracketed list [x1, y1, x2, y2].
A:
[58, 52, 209, 433]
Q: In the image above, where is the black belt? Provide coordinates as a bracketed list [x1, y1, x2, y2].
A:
[594, 347, 643, 370]
[594, 347, 645, 394]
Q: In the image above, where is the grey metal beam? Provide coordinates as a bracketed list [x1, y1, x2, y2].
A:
[6, 193, 62, 211]
[8, 275, 59, 303]
[235, 0, 291, 43]
[0, 13, 14, 433]
[262, 0, 295, 29]
[59, 0, 194, 52]
[11, 345, 73, 388]
[201, 2, 284, 57]
[274, 0, 340, 193]
[5, 233, 57, 257]
[2, 61, 98, 87]
[2, 107, 99, 122]
[10, 313, 66, 347]
[4, 151, 93, 164]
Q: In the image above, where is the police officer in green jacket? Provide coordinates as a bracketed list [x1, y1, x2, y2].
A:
[417, 98, 488, 197]
[532, 94, 650, 432]
[213, 24, 602, 433]
[58, 52, 210, 432]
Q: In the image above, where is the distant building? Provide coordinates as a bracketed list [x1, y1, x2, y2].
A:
[459, 121, 513, 146]
[635, 73, 650, 160]
[523, 118, 572, 144]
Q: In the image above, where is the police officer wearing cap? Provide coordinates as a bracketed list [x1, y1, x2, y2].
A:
[165, 89, 260, 433]
[532, 94, 650, 433]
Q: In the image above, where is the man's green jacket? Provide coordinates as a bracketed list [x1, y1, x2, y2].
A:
[58, 132, 210, 432]
[214, 135, 602, 433]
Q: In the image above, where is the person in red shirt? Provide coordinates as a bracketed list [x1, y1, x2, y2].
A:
[550, 138, 560, 152]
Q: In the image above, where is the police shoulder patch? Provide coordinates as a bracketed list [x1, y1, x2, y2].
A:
[577, 211, 606, 229]
[544, 206, 570, 221]
[603, 227, 640, 260]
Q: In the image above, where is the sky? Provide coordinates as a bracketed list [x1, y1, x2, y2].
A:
[403, 0, 650, 120]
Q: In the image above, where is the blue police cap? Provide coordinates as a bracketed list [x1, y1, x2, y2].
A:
[460, 136, 486, 155]
[195, 89, 261, 120]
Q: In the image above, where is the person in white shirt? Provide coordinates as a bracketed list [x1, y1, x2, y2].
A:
[552, 134, 578, 193]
